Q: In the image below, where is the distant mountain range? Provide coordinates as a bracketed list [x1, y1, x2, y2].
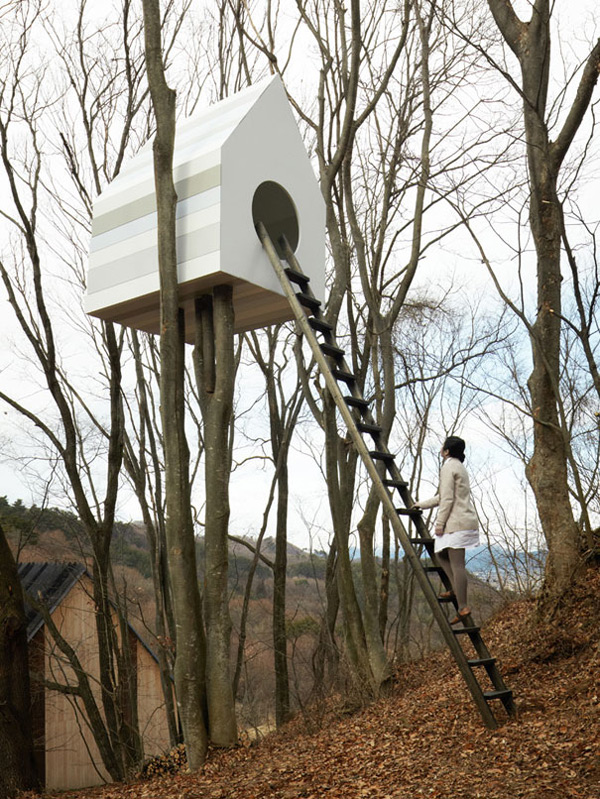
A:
[465, 544, 546, 589]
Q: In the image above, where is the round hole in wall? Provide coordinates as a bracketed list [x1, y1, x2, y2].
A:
[252, 181, 299, 258]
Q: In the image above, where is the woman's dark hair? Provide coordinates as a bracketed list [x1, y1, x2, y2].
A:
[443, 435, 466, 462]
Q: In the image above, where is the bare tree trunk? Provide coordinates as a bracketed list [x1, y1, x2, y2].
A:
[356, 490, 391, 689]
[311, 542, 340, 697]
[142, 0, 208, 768]
[273, 458, 290, 726]
[0, 75, 138, 781]
[323, 395, 376, 697]
[193, 287, 237, 747]
[247, 328, 305, 727]
[93, 321, 141, 776]
[0, 523, 39, 798]
[520, 24, 580, 604]
[486, 0, 600, 607]
[114, 621, 142, 770]
[124, 330, 179, 747]
[393, 548, 416, 663]
[231, 505, 274, 699]
[379, 515, 391, 643]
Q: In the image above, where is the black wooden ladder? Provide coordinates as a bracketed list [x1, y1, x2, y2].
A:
[257, 222, 515, 730]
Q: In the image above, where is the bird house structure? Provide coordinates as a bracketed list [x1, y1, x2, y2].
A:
[85, 75, 325, 338]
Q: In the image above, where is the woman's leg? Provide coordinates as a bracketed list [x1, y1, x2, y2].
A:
[436, 547, 455, 594]
[447, 547, 468, 609]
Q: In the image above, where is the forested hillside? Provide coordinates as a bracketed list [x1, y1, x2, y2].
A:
[2, 494, 506, 732]
[19, 565, 599, 799]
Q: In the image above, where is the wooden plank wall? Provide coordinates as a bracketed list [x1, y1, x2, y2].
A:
[43, 578, 172, 790]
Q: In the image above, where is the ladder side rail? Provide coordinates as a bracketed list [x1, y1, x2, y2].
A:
[280, 233, 457, 603]
[283, 235, 516, 718]
[366, 425, 514, 709]
[258, 223, 500, 729]
[330, 345, 513, 708]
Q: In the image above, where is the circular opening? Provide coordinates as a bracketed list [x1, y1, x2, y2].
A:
[252, 181, 299, 257]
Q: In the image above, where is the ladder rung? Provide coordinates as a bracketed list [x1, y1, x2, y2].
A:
[308, 317, 333, 334]
[320, 342, 345, 359]
[423, 564, 443, 573]
[409, 537, 433, 545]
[296, 292, 321, 312]
[452, 626, 481, 635]
[344, 395, 369, 410]
[468, 657, 497, 668]
[369, 450, 395, 463]
[483, 689, 513, 701]
[332, 368, 356, 384]
[356, 421, 382, 435]
[383, 479, 409, 489]
[284, 266, 310, 286]
[397, 507, 424, 517]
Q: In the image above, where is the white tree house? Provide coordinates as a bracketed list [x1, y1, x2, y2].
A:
[85, 75, 325, 338]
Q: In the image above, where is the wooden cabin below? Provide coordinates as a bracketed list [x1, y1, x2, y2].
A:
[19, 562, 173, 791]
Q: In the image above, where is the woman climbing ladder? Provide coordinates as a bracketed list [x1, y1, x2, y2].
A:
[413, 436, 480, 624]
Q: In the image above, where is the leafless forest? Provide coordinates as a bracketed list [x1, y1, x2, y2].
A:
[0, 0, 599, 794]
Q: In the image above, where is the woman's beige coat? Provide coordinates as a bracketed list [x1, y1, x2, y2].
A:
[418, 457, 479, 533]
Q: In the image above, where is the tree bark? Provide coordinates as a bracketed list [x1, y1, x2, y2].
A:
[142, 0, 209, 768]
[486, 0, 600, 605]
[322, 394, 376, 697]
[193, 287, 237, 747]
[356, 489, 392, 688]
[0, 523, 39, 798]
[311, 541, 340, 697]
[272, 455, 291, 726]
[124, 330, 179, 746]
[1, 75, 138, 780]
[379, 508, 391, 643]
[247, 328, 305, 727]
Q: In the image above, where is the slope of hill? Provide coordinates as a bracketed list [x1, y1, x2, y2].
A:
[32, 565, 600, 799]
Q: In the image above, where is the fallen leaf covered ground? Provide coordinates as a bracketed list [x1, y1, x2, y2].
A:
[33, 567, 600, 799]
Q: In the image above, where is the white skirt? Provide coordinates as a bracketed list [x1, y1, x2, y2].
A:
[434, 529, 480, 554]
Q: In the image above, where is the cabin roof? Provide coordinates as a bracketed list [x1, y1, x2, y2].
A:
[17, 563, 162, 672]
[18, 561, 86, 641]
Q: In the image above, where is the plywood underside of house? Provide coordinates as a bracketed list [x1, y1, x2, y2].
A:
[89, 276, 297, 340]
